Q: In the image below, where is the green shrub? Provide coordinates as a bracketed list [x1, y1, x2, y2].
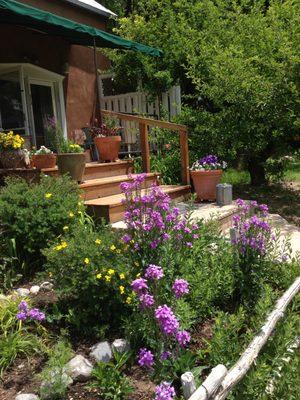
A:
[39, 339, 73, 400]
[43, 225, 131, 332]
[0, 234, 23, 292]
[0, 175, 83, 270]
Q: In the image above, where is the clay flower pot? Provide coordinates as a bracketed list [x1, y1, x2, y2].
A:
[94, 136, 121, 162]
[190, 169, 223, 201]
[0, 149, 29, 169]
[31, 154, 57, 169]
[56, 153, 86, 183]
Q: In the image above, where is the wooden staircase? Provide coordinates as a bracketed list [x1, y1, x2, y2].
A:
[42, 160, 191, 223]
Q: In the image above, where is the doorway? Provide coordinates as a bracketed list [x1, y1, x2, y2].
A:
[29, 81, 57, 148]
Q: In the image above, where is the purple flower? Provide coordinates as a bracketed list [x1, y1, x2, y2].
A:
[186, 242, 193, 248]
[121, 234, 132, 244]
[176, 330, 191, 348]
[150, 240, 159, 249]
[18, 300, 28, 313]
[160, 351, 172, 361]
[16, 312, 27, 321]
[236, 198, 245, 206]
[131, 278, 148, 294]
[155, 382, 176, 400]
[28, 308, 45, 321]
[172, 279, 189, 298]
[139, 293, 155, 309]
[162, 233, 171, 241]
[155, 305, 179, 336]
[145, 264, 164, 280]
[259, 204, 269, 214]
[137, 348, 154, 368]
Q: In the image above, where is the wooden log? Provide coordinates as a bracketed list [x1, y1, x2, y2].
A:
[213, 277, 300, 400]
[139, 123, 150, 173]
[179, 130, 190, 185]
[181, 372, 197, 399]
[188, 365, 227, 400]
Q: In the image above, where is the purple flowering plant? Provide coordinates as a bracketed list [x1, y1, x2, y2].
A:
[190, 155, 227, 171]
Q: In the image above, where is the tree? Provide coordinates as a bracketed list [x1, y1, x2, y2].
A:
[107, 0, 300, 184]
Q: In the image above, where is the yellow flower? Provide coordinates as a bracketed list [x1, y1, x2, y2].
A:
[110, 245, 116, 251]
[130, 240, 135, 244]
[69, 212, 74, 218]
[119, 286, 125, 294]
[84, 258, 90, 265]
[55, 245, 63, 251]
[136, 273, 141, 278]
[134, 262, 139, 267]
[96, 273, 102, 279]
[45, 193, 52, 199]
[108, 269, 115, 275]
[95, 239, 101, 245]
[61, 241, 68, 249]
[63, 226, 69, 231]
[105, 275, 111, 282]
[49, 272, 53, 277]
[126, 296, 132, 304]
[116, 249, 121, 254]
[119, 273, 125, 280]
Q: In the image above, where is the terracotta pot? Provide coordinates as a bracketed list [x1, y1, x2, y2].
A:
[94, 136, 121, 162]
[0, 149, 29, 169]
[190, 169, 223, 201]
[31, 154, 57, 169]
[56, 153, 86, 183]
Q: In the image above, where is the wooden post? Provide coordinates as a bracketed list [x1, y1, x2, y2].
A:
[181, 372, 196, 399]
[139, 122, 150, 173]
[188, 365, 227, 400]
[180, 129, 190, 185]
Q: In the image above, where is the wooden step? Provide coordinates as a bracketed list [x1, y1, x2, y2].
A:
[80, 173, 159, 200]
[42, 160, 133, 180]
[85, 185, 191, 223]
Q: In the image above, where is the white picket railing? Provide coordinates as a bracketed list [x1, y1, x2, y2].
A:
[99, 85, 182, 154]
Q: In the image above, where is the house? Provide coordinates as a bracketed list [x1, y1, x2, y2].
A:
[0, 0, 159, 148]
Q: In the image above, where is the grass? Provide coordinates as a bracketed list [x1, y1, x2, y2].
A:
[284, 162, 300, 182]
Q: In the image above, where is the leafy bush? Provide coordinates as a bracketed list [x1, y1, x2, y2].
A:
[43, 224, 131, 331]
[89, 351, 133, 400]
[0, 175, 83, 270]
[0, 296, 47, 375]
[39, 339, 73, 400]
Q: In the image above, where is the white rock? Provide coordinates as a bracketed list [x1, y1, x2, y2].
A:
[40, 282, 53, 291]
[66, 355, 93, 381]
[16, 288, 30, 297]
[30, 285, 40, 295]
[112, 339, 130, 354]
[15, 395, 39, 400]
[90, 341, 112, 362]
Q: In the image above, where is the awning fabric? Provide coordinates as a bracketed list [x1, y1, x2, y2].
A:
[0, 0, 162, 56]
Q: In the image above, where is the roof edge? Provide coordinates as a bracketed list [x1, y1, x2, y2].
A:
[62, 0, 116, 18]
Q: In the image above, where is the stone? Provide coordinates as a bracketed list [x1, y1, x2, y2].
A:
[15, 395, 39, 400]
[30, 285, 40, 295]
[111, 339, 130, 354]
[66, 355, 93, 381]
[90, 341, 112, 362]
[40, 282, 53, 291]
[16, 288, 30, 297]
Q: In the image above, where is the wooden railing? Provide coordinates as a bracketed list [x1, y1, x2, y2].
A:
[101, 109, 190, 185]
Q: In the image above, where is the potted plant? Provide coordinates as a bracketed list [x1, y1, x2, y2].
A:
[190, 155, 227, 201]
[92, 117, 122, 162]
[56, 140, 86, 183]
[31, 146, 57, 169]
[0, 130, 30, 169]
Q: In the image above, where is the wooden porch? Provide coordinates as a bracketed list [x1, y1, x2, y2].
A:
[44, 110, 191, 223]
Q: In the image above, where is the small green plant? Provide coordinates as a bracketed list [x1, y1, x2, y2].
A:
[39, 339, 73, 400]
[59, 140, 84, 154]
[0, 175, 83, 271]
[0, 235, 23, 291]
[0, 296, 46, 376]
[89, 351, 133, 400]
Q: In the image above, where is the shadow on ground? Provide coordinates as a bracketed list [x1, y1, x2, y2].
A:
[233, 183, 300, 227]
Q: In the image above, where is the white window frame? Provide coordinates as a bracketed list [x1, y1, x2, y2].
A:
[0, 63, 67, 145]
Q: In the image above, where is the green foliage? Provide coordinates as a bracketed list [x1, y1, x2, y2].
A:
[43, 224, 131, 331]
[181, 225, 235, 320]
[89, 351, 133, 400]
[59, 140, 84, 154]
[0, 235, 23, 291]
[0, 175, 83, 270]
[39, 339, 73, 400]
[0, 296, 46, 376]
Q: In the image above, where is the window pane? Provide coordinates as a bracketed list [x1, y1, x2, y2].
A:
[0, 71, 25, 135]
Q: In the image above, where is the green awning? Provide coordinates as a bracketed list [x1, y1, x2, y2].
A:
[0, 0, 162, 56]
